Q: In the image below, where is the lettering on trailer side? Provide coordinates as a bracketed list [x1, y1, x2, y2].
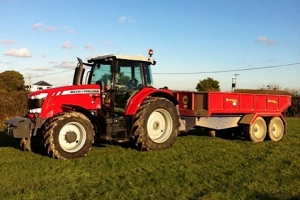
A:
[268, 99, 277, 104]
[226, 98, 238, 106]
[182, 95, 188, 108]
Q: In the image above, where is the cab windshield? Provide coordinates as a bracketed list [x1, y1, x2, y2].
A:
[89, 62, 153, 90]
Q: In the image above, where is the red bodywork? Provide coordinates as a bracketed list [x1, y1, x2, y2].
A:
[29, 85, 101, 119]
[173, 91, 291, 117]
[29, 85, 176, 119]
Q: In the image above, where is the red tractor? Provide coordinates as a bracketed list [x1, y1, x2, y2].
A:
[5, 50, 180, 159]
[5, 50, 292, 159]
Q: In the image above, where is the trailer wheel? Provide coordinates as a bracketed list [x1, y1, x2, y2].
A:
[268, 117, 284, 141]
[132, 97, 179, 150]
[43, 112, 94, 159]
[244, 117, 267, 142]
[206, 129, 217, 137]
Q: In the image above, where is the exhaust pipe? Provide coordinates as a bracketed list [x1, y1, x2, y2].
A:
[73, 57, 85, 85]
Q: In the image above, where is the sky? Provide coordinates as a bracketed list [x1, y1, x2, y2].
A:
[0, 0, 299, 92]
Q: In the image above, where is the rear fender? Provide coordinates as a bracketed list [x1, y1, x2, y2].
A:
[125, 88, 178, 116]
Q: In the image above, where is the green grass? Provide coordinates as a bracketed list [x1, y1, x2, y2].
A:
[0, 118, 300, 200]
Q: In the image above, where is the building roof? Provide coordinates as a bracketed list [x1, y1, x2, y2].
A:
[32, 81, 52, 86]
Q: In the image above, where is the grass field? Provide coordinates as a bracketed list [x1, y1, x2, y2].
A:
[0, 118, 299, 200]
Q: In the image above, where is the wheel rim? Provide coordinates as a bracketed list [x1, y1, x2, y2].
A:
[270, 118, 283, 138]
[253, 120, 265, 139]
[147, 108, 173, 143]
[58, 122, 86, 153]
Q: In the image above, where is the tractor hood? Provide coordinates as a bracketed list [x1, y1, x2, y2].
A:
[27, 84, 101, 119]
[28, 84, 101, 100]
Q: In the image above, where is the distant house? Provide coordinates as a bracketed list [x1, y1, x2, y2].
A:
[29, 81, 53, 92]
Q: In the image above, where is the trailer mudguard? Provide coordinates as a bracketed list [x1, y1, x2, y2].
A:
[239, 114, 257, 125]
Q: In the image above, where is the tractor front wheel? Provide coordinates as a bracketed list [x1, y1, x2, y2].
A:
[132, 97, 180, 150]
[43, 112, 94, 159]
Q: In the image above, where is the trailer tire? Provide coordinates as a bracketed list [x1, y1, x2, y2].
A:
[43, 112, 94, 159]
[132, 97, 179, 150]
[244, 117, 267, 142]
[206, 129, 217, 137]
[267, 117, 284, 141]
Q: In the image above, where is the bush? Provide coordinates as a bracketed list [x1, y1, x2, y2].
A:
[0, 91, 29, 129]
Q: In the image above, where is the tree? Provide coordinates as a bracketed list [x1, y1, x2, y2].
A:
[0, 70, 25, 92]
[259, 83, 282, 91]
[285, 88, 300, 96]
[196, 77, 220, 92]
[117, 72, 130, 85]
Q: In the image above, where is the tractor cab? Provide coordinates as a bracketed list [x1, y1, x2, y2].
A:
[86, 50, 156, 114]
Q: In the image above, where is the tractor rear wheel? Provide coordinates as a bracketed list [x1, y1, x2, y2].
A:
[132, 97, 180, 150]
[43, 111, 94, 159]
[244, 117, 267, 142]
[267, 117, 284, 141]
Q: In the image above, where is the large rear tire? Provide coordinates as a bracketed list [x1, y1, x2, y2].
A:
[43, 112, 94, 159]
[132, 97, 180, 150]
[267, 117, 284, 141]
[244, 117, 267, 142]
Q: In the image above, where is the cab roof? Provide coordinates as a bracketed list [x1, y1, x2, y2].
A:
[89, 54, 155, 64]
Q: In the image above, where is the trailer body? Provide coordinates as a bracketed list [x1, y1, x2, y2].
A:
[174, 91, 291, 136]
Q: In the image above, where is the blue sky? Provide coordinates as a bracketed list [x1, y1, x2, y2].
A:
[0, 0, 299, 91]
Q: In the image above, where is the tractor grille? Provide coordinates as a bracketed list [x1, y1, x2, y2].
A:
[28, 98, 45, 109]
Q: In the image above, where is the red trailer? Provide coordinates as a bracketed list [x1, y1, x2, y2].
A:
[174, 91, 291, 142]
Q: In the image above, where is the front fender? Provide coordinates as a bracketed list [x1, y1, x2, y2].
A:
[125, 87, 178, 116]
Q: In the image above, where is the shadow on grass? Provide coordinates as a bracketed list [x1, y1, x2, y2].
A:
[248, 191, 300, 200]
[0, 131, 48, 157]
[179, 127, 246, 141]
[0, 131, 20, 149]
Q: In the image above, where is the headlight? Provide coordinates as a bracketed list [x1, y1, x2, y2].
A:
[28, 108, 42, 113]
[30, 93, 48, 100]
[27, 93, 48, 113]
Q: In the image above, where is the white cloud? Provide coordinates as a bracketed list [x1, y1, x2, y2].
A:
[0, 61, 12, 64]
[25, 67, 53, 71]
[46, 26, 56, 32]
[61, 41, 74, 49]
[33, 22, 44, 30]
[0, 39, 16, 45]
[118, 16, 136, 23]
[64, 26, 75, 34]
[84, 44, 94, 50]
[54, 61, 76, 68]
[49, 61, 58, 64]
[255, 36, 275, 46]
[4, 48, 32, 57]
